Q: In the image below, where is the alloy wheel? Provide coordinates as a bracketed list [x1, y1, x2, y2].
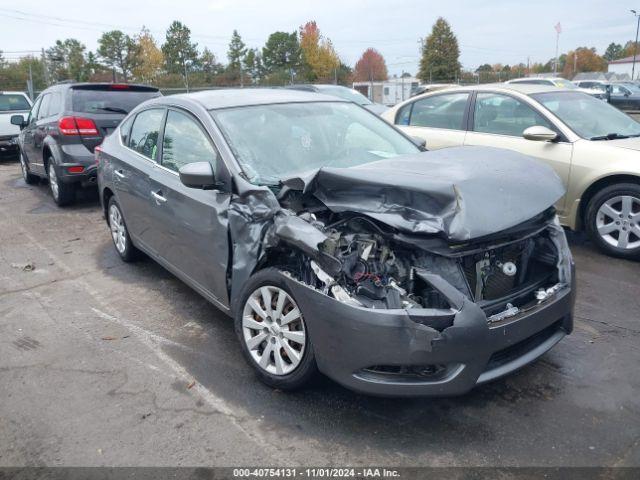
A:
[596, 195, 640, 250]
[48, 163, 59, 201]
[242, 286, 306, 376]
[109, 204, 127, 254]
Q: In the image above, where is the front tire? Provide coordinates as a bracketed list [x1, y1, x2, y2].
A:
[47, 159, 75, 206]
[235, 268, 318, 390]
[585, 183, 640, 259]
[20, 151, 39, 185]
[107, 197, 139, 262]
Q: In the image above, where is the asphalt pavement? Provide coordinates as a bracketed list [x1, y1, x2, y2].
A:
[0, 158, 638, 467]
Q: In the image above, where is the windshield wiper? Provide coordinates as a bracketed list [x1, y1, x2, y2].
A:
[590, 133, 630, 141]
[96, 107, 128, 114]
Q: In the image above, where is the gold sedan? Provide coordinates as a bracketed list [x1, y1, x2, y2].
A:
[382, 83, 640, 259]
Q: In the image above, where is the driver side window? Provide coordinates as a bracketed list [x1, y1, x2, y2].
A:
[27, 96, 42, 125]
[161, 110, 219, 173]
[473, 93, 553, 137]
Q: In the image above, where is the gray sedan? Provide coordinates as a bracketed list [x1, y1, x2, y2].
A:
[97, 89, 574, 396]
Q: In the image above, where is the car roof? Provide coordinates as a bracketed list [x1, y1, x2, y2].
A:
[434, 83, 567, 95]
[172, 88, 348, 110]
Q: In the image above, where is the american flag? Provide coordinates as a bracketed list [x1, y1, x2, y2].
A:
[554, 22, 562, 34]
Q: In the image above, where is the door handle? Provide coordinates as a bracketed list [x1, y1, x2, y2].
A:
[151, 190, 167, 204]
[114, 169, 125, 179]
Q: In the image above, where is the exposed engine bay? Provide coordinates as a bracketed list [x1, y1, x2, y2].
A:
[268, 197, 567, 328]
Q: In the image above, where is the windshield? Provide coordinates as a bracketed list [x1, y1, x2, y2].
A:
[211, 102, 419, 185]
[317, 86, 372, 105]
[0, 94, 30, 111]
[532, 91, 640, 139]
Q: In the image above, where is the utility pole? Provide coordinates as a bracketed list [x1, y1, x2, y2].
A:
[27, 63, 34, 100]
[573, 50, 578, 76]
[632, 10, 640, 80]
[41, 48, 49, 86]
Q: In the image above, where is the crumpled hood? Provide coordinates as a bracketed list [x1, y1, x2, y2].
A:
[282, 146, 565, 242]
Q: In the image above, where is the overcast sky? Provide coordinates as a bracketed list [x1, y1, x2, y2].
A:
[1, 1, 637, 76]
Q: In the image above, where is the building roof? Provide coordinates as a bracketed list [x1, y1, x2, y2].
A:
[173, 88, 346, 110]
[608, 55, 640, 65]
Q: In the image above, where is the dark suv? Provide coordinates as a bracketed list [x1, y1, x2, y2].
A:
[11, 83, 161, 206]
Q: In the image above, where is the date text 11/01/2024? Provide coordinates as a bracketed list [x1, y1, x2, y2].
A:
[232, 468, 401, 478]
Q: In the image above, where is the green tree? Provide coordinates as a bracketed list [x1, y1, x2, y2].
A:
[46, 39, 88, 82]
[243, 48, 264, 84]
[97, 30, 139, 81]
[227, 30, 247, 70]
[262, 31, 300, 74]
[199, 47, 222, 76]
[604, 42, 623, 61]
[0, 56, 46, 91]
[418, 17, 461, 82]
[162, 21, 199, 80]
[476, 64, 492, 72]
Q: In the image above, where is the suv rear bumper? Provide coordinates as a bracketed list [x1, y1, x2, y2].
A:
[54, 144, 98, 186]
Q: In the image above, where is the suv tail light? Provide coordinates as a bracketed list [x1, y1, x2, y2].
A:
[58, 116, 99, 136]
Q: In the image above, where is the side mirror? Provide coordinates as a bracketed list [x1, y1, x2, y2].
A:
[10, 115, 26, 129]
[410, 135, 427, 150]
[523, 126, 558, 142]
[178, 162, 217, 189]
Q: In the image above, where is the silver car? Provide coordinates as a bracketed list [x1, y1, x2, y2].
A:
[97, 89, 575, 396]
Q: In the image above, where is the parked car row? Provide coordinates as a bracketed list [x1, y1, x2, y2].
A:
[10, 78, 638, 396]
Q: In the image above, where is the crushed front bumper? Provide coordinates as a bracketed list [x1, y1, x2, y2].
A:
[281, 265, 575, 397]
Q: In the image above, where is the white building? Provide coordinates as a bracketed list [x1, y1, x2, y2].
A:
[608, 55, 640, 80]
[352, 77, 420, 106]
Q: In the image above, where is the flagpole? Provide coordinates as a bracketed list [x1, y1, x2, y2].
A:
[554, 27, 560, 75]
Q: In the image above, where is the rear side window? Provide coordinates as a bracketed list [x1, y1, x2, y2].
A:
[0, 94, 31, 111]
[72, 88, 160, 115]
[128, 109, 165, 161]
[408, 93, 469, 130]
[161, 110, 218, 173]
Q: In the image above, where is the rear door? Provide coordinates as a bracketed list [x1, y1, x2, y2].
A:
[463, 92, 573, 215]
[392, 91, 470, 149]
[114, 108, 166, 252]
[148, 108, 231, 305]
[609, 85, 631, 110]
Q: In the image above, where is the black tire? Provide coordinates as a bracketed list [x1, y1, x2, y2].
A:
[47, 158, 75, 206]
[235, 268, 318, 390]
[107, 196, 140, 262]
[585, 182, 640, 259]
[20, 151, 39, 185]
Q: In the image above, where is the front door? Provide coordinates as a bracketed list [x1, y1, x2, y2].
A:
[463, 92, 574, 216]
[393, 91, 470, 150]
[148, 108, 231, 305]
[21, 95, 43, 173]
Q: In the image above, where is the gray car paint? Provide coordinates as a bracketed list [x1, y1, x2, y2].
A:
[98, 89, 575, 396]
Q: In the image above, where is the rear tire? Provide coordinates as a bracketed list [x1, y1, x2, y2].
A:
[235, 268, 318, 390]
[47, 159, 75, 206]
[107, 197, 139, 262]
[585, 183, 640, 259]
[20, 151, 39, 185]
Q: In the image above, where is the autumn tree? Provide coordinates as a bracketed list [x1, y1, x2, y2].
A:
[418, 17, 461, 82]
[353, 48, 388, 81]
[133, 27, 164, 83]
[299, 21, 340, 82]
[162, 21, 199, 79]
[97, 30, 139, 81]
[562, 47, 607, 77]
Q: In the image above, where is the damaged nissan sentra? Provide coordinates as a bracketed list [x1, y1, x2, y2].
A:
[97, 89, 575, 396]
